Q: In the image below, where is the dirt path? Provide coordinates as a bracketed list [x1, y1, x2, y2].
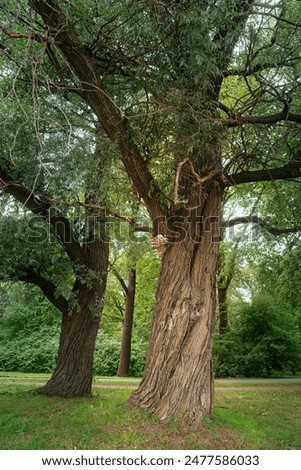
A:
[216, 377, 301, 384]
[1, 378, 301, 391]
[96, 383, 301, 391]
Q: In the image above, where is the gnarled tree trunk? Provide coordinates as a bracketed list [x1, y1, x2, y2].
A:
[37, 219, 109, 397]
[37, 293, 101, 397]
[130, 186, 222, 426]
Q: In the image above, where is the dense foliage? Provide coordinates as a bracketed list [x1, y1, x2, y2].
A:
[0, 284, 149, 376]
[0, 246, 160, 377]
[215, 294, 301, 377]
[0, 285, 60, 373]
[0, 1, 301, 423]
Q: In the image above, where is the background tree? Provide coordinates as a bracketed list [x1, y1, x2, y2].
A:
[215, 226, 301, 378]
[216, 177, 301, 376]
[0, 67, 111, 396]
[114, 266, 136, 377]
[103, 217, 159, 377]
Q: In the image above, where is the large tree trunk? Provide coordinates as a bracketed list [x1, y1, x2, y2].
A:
[37, 232, 109, 397]
[117, 268, 136, 377]
[37, 293, 101, 397]
[130, 187, 222, 427]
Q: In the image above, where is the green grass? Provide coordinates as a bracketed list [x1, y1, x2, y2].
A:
[214, 389, 301, 449]
[0, 376, 300, 450]
[0, 372, 50, 379]
[215, 380, 301, 388]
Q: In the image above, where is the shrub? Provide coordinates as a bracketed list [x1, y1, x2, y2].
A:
[93, 331, 147, 377]
[0, 293, 60, 373]
[215, 294, 301, 377]
[93, 332, 121, 376]
[0, 285, 148, 377]
[0, 328, 59, 373]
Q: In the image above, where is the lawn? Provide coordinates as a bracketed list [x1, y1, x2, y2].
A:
[0, 377, 300, 450]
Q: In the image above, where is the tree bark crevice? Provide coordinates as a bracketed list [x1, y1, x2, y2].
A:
[37, 285, 105, 398]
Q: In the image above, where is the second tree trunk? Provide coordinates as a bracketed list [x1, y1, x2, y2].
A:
[117, 268, 136, 377]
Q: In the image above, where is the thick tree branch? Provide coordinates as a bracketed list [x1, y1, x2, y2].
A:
[1, 26, 60, 44]
[19, 267, 69, 313]
[0, 169, 151, 233]
[0, 164, 83, 263]
[220, 108, 301, 127]
[224, 57, 300, 77]
[224, 215, 301, 236]
[226, 151, 301, 186]
[62, 200, 151, 233]
[28, 0, 165, 221]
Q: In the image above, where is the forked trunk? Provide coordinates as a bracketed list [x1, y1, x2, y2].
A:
[130, 187, 222, 427]
[117, 268, 136, 377]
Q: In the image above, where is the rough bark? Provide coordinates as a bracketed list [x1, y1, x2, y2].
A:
[130, 187, 222, 426]
[117, 269, 136, 377]
[37, 293, 101, 397]
[37, 236, 109, 397]
[36, 129, 110, 398]
[25, 0, 301, 417]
